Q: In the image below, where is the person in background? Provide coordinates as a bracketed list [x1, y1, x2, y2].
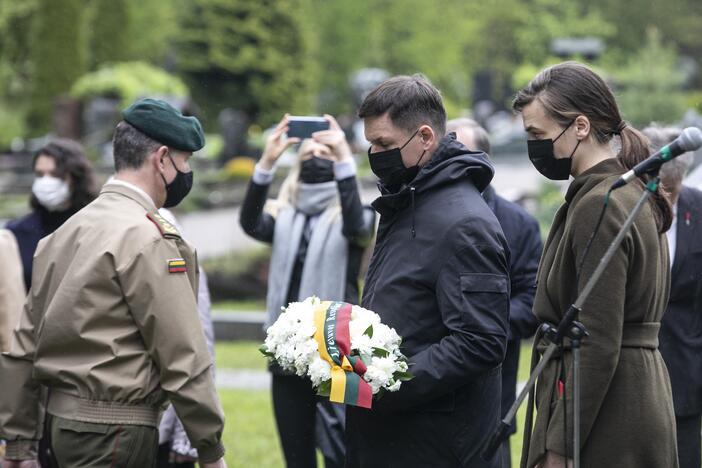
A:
[240, 114, 375, 468]
[515, 61, 677, 468]
[5, 139, 98, 290]
[0, 230, 24, 352]
[448, 117, 543, 468]
[157, 209, 217, 468]
[643, 125, 702, 468]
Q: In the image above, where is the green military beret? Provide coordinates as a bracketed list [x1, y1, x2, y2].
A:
[121, 98, 205, 152]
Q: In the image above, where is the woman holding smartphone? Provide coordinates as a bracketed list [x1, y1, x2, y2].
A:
[514, 62, 677, 468]
[240, 115, 375, 468]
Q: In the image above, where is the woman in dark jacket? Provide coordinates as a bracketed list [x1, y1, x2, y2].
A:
[514, 62, 677, 468]
[240, 114, 375, 468]
[6, 139, 98, 290]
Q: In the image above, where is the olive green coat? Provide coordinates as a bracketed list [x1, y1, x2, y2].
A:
[522, 159, 678, 468]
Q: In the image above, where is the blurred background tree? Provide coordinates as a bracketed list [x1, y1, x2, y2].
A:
[28, 0, 85, 135]
[175, 0, 316, 127]
[86, 0, 132, 69]
[0, 0, 700, 145]
[0, 0, 36, 146]
[610, 29, 688, 127]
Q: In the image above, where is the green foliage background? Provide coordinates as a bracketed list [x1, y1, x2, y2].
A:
[0, 0, 700, 143]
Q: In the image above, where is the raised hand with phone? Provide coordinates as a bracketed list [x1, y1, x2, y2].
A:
[240, 113, 376, 468]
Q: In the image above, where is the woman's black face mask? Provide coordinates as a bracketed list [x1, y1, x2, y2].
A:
[527, 120, 580, 181]
[299, 156, 335, 184]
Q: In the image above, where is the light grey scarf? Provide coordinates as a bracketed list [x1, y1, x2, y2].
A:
[265, 182, 349, 328]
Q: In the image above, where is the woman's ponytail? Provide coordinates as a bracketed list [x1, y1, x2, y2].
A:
[617, 122, 673, 233]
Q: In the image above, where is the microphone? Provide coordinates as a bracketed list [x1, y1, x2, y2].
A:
[611, 127, 702, 190]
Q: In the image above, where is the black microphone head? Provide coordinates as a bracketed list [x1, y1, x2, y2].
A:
[679, 127, 702, 152]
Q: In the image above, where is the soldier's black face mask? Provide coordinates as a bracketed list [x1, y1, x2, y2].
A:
[161, 153, 193, 208]
[526, 120, 580, 181]
[368, 130, 426, 187]
[299, 156, 335, 183]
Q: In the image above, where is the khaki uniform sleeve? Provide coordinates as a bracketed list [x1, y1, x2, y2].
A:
[118, 237, 225, 462]
[0, 230, 25, 352]
[0, 292, 44, 460]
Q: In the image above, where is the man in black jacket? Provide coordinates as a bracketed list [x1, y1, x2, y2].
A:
[644, 126, 702, 468]
[448, 118, 543, 468]
[345, 74, 510, 468]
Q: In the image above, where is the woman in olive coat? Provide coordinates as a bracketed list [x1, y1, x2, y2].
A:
[514, 61, 678, 468]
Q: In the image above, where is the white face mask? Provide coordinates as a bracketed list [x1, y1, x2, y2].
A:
[32, 176, 70, 211]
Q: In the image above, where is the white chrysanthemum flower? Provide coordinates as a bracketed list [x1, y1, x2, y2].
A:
[371, 356, 399, 378]
[387, 380, 402, 392]
[308, 357, 332, 386]
[364, 365, 390, 392]
[350, 334, 374, 360]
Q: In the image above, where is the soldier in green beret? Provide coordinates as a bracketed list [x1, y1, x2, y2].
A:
[0, 98, 227, 468]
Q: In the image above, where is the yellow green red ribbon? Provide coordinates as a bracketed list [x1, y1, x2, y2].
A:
[314, 301, 373, 408]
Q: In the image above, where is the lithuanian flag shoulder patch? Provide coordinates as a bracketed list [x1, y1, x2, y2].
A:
[167, 258, 187, 274]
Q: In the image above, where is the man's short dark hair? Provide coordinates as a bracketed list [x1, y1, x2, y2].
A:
[112, 121, 163, 171]
[446, 118, 491, 155]
[358, 74, 447, 137]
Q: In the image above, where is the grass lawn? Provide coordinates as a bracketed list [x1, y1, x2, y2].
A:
[216, 340, 268, 371]
[212, 300, 266, 312]
[219, 389, 284, 467]
[215, 341, 533, 467]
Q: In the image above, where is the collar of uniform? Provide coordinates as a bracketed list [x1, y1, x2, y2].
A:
[102, 178, 157, 212]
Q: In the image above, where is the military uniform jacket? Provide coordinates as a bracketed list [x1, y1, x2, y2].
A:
[0, 181, 225, 462]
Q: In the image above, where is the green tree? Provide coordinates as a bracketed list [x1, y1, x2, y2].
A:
[177, 0, 315, 127]
[610, 28, 687, 126]
[71, 61, 189, 107]
[310, 0, 372, 115]
[87, 0, 132, 69]
[587, 0, 702, 59]
[0, 0, 37, 97]
[514, 0, 616, 66]
[28, 0, 86, 135]
[367, 0, 481, 115]
[128, 0, 178, 65]
[0, 0, 38, 144]
[308, 0, 483, 116]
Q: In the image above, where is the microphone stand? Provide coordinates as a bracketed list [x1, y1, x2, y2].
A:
[482, 173, 662, 468]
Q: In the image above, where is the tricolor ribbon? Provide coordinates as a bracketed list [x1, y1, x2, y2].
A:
[314, 301, 373, 409]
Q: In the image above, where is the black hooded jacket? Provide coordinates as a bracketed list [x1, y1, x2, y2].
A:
[346, 134, 510, 468]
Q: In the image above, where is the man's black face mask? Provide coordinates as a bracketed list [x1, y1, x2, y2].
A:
[162, 154, 194, 208]
[368, 130, 426, 187]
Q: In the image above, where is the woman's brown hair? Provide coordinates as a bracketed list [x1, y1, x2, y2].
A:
[513, 61, 672, 232]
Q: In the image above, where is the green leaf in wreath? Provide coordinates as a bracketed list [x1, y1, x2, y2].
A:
[372, 347, 389, 358]
[363, 325, 373, 338]
[259, 345, 275, 358]
[394, 370, 414, 381]
[316, 379, 332, 397]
